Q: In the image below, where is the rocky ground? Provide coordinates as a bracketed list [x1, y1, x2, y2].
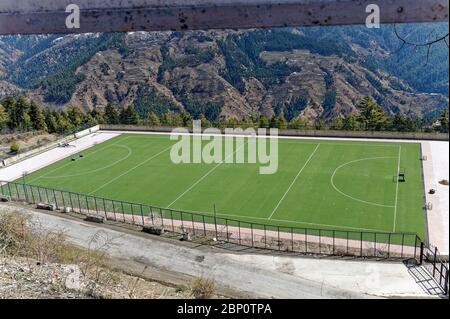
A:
[0, 209, 214, 299]
[0, 256, 194, 299]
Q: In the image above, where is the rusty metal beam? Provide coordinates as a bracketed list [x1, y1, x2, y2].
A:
[0, 0, 448, 35]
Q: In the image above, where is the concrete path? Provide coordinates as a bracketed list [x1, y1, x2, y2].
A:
[421, 141, 449, 255]
[0, 203, 436, 299]
[0, 132, 119, 182]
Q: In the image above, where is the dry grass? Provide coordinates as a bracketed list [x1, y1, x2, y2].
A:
[0, 211, 116, 297]
[190, 277, 216, 299]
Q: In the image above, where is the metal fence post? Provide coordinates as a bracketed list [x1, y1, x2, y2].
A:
[346, 231, 349, 256]
[77, 193, 82, 213]
[264, 225, 267, 249]
[140, 204, 144, 226]
[7, 182, 12, 199]
[291, 227, 294, 252]
[387, 233, 391, 259]
[360, 232, 363, 257]
[433, 246, 438, 277]
[319, 229, 321, 254]
[23, 183, 29, 203]
[419, 242, 424, 265]
[112, 200, 117, 220]
[305, 228, 308, 253]
[60, 191, 65, 208]
[120, 201, 125, 222]
[202, 215, 206, 236]
[444, 269, 449, 295]
[52, 189, 57, 208]
[130, 204, 135, 224]
[374, 232, 377, 257]
[250, 224, 254, 247]
[85, 195, 90, 214]
[68, 192, 74, 211]
[332, 230, 335, 255]
[278, 226, 281, 251]
[238, 221, 241, 245]
[103, 198, 108, 220]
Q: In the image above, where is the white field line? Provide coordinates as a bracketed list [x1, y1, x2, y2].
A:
[393, 145, 402, 232]
[330, 156, 398, 208]
[166, 141, 248, 208]
[26, 136, 130, 184]
[268, 143, 320, 220]
[181, 208, 388, 232]
[88, 145, 172, 195]
[37, 145, 133, 179]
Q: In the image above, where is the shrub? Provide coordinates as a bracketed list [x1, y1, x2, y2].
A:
[10, 141, 20, 153]
[190, 277, 216, 299]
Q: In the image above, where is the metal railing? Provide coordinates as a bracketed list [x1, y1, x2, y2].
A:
[420, 243, 449, 295]
[3, 180, 449, 295]
[0, 181, 422, 260]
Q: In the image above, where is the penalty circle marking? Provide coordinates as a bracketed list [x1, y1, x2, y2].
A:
[330, 156, 398, 208]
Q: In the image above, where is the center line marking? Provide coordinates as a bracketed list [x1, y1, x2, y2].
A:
[268, 143, 320, 220]
[167, 141, 248, 208]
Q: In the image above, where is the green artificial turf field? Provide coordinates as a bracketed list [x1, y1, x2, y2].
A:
[20, 133, 425, 237]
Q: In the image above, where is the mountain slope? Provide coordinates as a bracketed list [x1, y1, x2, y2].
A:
[0, 24, 448, 122]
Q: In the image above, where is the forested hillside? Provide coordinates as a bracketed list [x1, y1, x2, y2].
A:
[0, 23, 448, 124]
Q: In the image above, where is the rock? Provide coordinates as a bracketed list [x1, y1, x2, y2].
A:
[84, 215, 105, 223]
[142, 225, 165, 235]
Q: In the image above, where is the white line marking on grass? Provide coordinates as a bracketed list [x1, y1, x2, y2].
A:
[88, 145, 172, 195]
[27, 137, 130, 184]
[187, 209, 388, 232]
[330, 156, 397, 208]
[37, 145, 133, 179]
[393, 146, 401, 232]
[268, 143, 320, 220]
[166, 141, 248, 208]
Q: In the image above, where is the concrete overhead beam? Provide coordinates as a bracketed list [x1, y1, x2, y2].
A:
[0, 0, 448, 35]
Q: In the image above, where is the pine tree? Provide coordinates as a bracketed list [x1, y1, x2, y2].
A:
[181, 112, 192, 127]
[0, 104, 9, 130]
[6, 96, 32, 131]
[29, 101, 48, 132]
[356, 96, 389, 131]
[271, 113, 287, 129]
[330, 116, 344, 130]
[55, 111, 74, 134]
[288, 117, 308, 130]
[199, 114, 211, 128]
[44, 109, 58, 133]
[89, 107, 104, 124]
[67, 106, 84, 127]
[258, 115, 270, 128]
[104, 103, 120, 124]
[438, 108, 449, 133]
[120, 105, 140, 125]
[170, 113, 183, 127]
[147, 112, 161, 126]
[343, 114, 361, 131]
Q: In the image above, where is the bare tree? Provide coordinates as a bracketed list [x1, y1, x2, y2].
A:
[393, 24, 449, 65]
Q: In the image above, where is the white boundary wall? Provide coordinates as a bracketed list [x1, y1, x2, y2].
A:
[0, 129, 118, 182]
[100, 124, 449, 141]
